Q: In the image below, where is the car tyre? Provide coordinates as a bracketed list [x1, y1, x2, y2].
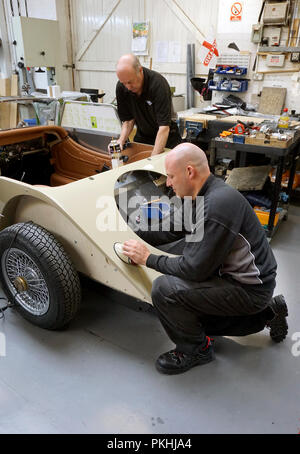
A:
[0, 222, 81, 330]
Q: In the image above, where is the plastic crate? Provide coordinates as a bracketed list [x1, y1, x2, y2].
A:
[24, 118, 37, 126]
[254, 207, 280, 228]
[209, 79, 248, 92]
[234, 67, 247, 76]
[233, 134, 245, 143]
[141, 202, 170, 220]
[219, 79, 232, 91]
[208, 80, 218, 90]
[230, 80, 248, 92]
[215, 66, 247, 75]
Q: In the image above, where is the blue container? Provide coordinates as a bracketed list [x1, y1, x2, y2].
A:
[24, 118, 37, 126]
[208, 80, 218, 90]
[230, 80, 248, 92]
[233, 134, 245, 143]
[215, 66, 247, 75]
[141, 202, 170, 220]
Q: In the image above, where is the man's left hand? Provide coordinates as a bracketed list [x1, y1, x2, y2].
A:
[122, 240, 150, 266]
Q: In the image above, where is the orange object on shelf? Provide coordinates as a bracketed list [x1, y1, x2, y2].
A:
[254, 206, 280, 227]
[269, 169, 300, 189]
[220, 130, 233, 137]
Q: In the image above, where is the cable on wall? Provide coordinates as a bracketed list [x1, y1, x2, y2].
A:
[9, 0, 14, 16]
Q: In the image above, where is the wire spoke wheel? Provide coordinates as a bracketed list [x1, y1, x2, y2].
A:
[2, 248, 50, 316]
[0, 222, 81, 330]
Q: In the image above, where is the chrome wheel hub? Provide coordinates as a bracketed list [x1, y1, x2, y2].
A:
[13, 276, 28, 293]
[2, 248, 50, 316]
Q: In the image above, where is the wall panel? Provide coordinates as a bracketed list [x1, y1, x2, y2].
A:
[71, 0, 220, 105]
[3, 0, 298, 111]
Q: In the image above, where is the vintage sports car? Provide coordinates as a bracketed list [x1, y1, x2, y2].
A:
[0, 123, 172, 330]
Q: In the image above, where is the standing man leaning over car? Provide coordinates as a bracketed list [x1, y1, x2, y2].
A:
[122, 143, 288, 375]
[115, 54, 182, 156]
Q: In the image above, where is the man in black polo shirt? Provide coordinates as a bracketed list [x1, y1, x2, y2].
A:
[115, 54, 182, 156]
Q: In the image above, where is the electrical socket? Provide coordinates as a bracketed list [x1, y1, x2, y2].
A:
[291, 72, 300, 82]
[253, 73, 264, 81]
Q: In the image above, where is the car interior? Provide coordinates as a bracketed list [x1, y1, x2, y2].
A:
[0, 125, 153, 187]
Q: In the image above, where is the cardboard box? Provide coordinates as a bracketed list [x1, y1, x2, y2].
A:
[0, 78, 11, 96]
[245, 136, 293, 148]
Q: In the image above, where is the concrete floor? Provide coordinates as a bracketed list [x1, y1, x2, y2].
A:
[0, 204, 299, 435]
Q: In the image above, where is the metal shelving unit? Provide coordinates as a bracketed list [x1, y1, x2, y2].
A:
[258, 46, 300, 52]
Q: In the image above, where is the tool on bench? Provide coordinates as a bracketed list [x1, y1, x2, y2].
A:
[220, 121, 260, 138]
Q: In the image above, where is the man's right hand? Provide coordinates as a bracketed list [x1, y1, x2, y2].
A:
[116, 139, 124, 151]
[107, 139, 124, 153]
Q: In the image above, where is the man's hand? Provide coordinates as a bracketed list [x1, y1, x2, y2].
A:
[122, 240, 151, 266]
[114, 119, 135, 153]
[116, 139, 124, 151]
[107, 139, 123, 153]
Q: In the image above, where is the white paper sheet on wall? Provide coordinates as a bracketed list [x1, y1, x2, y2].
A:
[155, 41, 181, 63]
[155, 41, 169, 62]
[169, 41, 181, 63]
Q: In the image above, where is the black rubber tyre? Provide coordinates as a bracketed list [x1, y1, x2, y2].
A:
[0, 222, 81, 330]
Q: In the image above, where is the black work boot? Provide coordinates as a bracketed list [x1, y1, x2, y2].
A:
[266, 295, 288, 343]
[155, 337, 215, 375]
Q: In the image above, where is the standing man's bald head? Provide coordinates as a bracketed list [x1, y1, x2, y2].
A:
[117, 54, 142, 74]
[116, 54, 144, 95]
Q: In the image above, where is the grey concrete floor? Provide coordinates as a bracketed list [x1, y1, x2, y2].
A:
[0, 204, 300, 435]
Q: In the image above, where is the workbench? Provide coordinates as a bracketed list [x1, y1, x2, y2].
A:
[178, 112, 270, 149]
[209, 135, 300, 238]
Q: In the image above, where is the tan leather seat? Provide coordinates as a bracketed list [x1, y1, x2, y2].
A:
[50, 173, 77, 186]
[50, 138, 112, 186]
[0, 125, 154, 187]
[50, 140, 153, 186]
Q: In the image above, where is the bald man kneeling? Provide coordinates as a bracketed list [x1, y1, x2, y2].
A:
[123, 143, 288, 375]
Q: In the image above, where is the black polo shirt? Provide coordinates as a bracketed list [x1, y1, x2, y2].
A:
[116, 67, 182, 148]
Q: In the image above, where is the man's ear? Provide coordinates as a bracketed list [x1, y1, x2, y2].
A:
[187, 165, 195, 179]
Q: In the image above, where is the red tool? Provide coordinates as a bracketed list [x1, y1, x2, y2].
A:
[233, 123, 246, 134]
[220, 120, 261, 138]
[232, 121, 260, 135]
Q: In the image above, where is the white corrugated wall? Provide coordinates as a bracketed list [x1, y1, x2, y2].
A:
[3, 1, 300, 111]
[70, 0, 220, 105]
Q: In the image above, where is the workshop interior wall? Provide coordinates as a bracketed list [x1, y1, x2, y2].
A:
[57, 0, 300, 112]
[214, 0, 300, 113]
[69, 0, 220, 104]
[0, 0, 11, 78]
[2, 0, 299, 112]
